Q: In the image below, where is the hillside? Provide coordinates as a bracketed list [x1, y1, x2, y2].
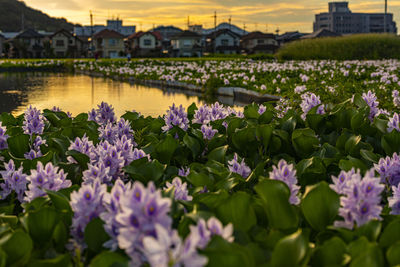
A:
[0, 0, 79, 32]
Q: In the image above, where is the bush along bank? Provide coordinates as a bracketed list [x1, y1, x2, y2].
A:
[1, 94, 400, 266]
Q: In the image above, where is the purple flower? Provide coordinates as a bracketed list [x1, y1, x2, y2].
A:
[162, 104, 190, 132]
[228, 153, 251, 178]
[388, 184, 400, 215]
[362, 90, 379, 121]
[98, 122, 118, 143]
[25, 162, 71, 202]
[192, 105, 212, 125]
[96, 141, 125, 179]
[258, 104, 266, 115]
[0, 160, 28, 202]
[132, 148, 151, 162]
[22, 105, 45, 135]
[330, 169, 357, 195]
[388, 113, 400, 133]
[70, 180, 107, 246]
[88, 102, 116, 125]
[201, 124, 218, 140]
[300, 93, 325, 120]
[178, 167, 190, 177]
[116, 181, 172, 262]
[269, 159, 300, 205]
[334, 168, 384, 229]
[0, 122, 9, 150]
[165, 177, 192, 201]
[375, 153, 400, 187]
[82, 163, 111, 185]
[24, 136, 46, 160]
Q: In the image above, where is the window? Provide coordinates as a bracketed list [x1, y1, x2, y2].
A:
[143, 39, 152, 46]
[69, 39, 73, 45]
[56, 40, 65, 47]
[109, 39, 117, 46]
[257, 39, 264, 44]
[221, 39, 229, 45]
[183, 40, 191, 47]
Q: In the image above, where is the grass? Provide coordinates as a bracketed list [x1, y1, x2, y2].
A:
[276, 33, 400, 60]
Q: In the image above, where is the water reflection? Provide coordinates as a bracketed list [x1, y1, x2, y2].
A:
[0, 72, 243, 117]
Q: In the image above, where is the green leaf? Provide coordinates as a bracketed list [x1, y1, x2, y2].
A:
[7, 134, 30, 158]
[207, 146, 227, 163]
[382, 131, 400, 155]
[356, 220, 381, 242]
[255, 179, 298, 230]
[353, 93, 368, 109]
[379, 219, 400, 247]
[123, 158, 166, 183]
[256, 125, 273, 150]
[244, 104, 260, 120]
[84, 218, 110, 253]
[292, 128, 320, 158]
[311, 237, 347, 266]
[0, 230, 33, 266]
[187, 171, 214, 188]
[90, 251, 129, 267]
[301, 182, 339, 231]
[349, 242, 383, 267]
[46, 190, 73, 225]
[27, 254, 71, 267]
[339, 156, 368, 172]
[155, 134, 178, 164]
[258, 110, 274, 124]
[386, 242, 400, 266]
[65, 150, 90, 170]
[27, 207, 60, 245]
[271, 229, 309, 267]
[183, 134, 201, 159]
[216, 192, 257, 232]
[360, 149, 380, 163]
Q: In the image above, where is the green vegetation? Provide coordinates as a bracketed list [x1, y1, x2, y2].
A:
[277, 34, 400, 60]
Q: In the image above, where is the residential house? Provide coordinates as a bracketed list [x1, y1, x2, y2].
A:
[50, 29, 86, 58]
[277, 31, 307, 46]
[206, 29, 240, 54]
[170, 30, 202, 57]
[127, 31, 162, 57]
[300, 29, 341, 39]
[240, 31, 279, 54]
[9, 29, 45, 58]
[152, 26, 182, 52]
[0, 33, 4, 57]
[93, 29, 125, 58]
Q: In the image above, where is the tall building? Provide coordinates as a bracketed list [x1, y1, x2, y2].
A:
[74, 19, 136, 37]
[314, 2, 397, 34]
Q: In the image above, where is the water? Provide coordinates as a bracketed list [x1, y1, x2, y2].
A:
[0, 72, 239, 117]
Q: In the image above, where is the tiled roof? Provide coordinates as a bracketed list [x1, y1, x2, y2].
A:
[241, 31, 276, 41]
[93, 29, 124, 39]
[171, 30, 201, 39]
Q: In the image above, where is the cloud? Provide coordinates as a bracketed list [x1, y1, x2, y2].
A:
[23, 0, 400, 33]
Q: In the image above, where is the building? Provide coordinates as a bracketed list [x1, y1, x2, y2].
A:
[127, 31, 162, 57]
[314, 2, 397, 34]
[202, 22, 248, 37]
[8, 29, 45, 58]
[93, 29, 125, 58]
[50, 29, 86, 58]
[206, 29, 240, 54]
[74, 19, 135, 37]
[188, 25, 203, 35]
[277, 31, 308, 46]
[0, 33, 4, 57]
[170, 30, 202, 57]
[301, 29, 341, 39]
[240, 32, 279, 54]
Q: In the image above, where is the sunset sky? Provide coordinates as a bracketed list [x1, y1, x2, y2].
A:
[23, 0, 399, 33]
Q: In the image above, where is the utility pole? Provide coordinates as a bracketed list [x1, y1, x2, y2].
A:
[384, 0, 388, 33]
[266, 24, 268, 33]
[21, 11, 24, 31]
[228, 16, 232, 30]
[187, 16, 190, 30]
[90, 10, 94, 57]
[255, 22, 258, 31]
[243, 23, 246, 35]
[213, 11, 217, 54]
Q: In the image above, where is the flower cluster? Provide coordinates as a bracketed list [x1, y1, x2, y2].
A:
[388, 184, 400, 215]
[269, 159, 300, 205]
[393, 90, 400, 107]
[88, 102, 116, 125]
[24, 136, 46, 160]
[201, 124, 218, 140]
[0, 122, 9, 150]
[388, 113, 400, 133]
[0, 160, 28, 202]
[70, 180, 107, 246]
[192, 102, 237, 125]
[300, 93, 325, 120]
[22, 105, 45, 135]
[362, 90, 379, 121]
[228, 153, 251, 178]
[331, 169, 384, 229]
[98, 118, 135, 144]
[165, 177, 192, 201]
[25, 162, 71, 202]
[374, 153, 400, 187]
[162, 104, 190, 132]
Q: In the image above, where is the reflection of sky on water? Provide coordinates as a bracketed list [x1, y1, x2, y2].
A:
[0, 72, 242, 117]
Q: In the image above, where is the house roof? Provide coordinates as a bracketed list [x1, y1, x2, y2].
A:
[301, 29, 341, 39]
[93, 29, 125, 39]
[15, 29, 43, 39]
[171, 30, 201, 39]
[241, 31, 276, 41]
[277, 31, 307, 41]
[128, 31, 162, 40]
[206, 28, 240, 39]
[50, 29, 73, 38]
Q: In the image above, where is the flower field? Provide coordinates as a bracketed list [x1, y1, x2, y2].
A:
[1, 59, 400, 266]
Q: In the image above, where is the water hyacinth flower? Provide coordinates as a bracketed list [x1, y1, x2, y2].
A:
[393, 90, 400, 107]
[300, 93, 325, 120]
[178, 167, 190, 177]
[70, 180, 107, 246]
[228, 153, 251, 178]
[24, 136, 46, 160]
[88, 102, 116, 125]
[165, 177, 192, 201]
[22, 105, 45, 135]
[269, 159, 300, 205]
[116, 181, 172, 263]
[258, 104, 266, 115]
[201, 124, 218, 140]
[162, 104, 189, 132]
[82, 163, 111, 185]
[362, 90, 379, 121]
[388, 113, 400, 133]
[389, 184, 400, 215]
[0, 160, 28, 202]
[330, 169, 357, 195]
[333, 168, 384, 229]
[375, 153, 400, 187]
[0, 122, 9, 150]
[25, 162, 71, 202]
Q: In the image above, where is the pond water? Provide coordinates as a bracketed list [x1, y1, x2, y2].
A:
[0, 72, 240, 117]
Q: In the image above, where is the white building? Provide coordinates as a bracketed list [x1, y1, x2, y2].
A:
[74, 19, 135, 37]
